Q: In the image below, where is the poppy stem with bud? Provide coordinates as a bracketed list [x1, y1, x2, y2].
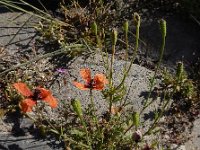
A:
[109, 28, 118, 112]
[115, 13, 141, 91]
[123, 20, 129, 60]
[141, 19, 167, 114]
[71, 99, 92, 149]
[91, 21, 101, 48]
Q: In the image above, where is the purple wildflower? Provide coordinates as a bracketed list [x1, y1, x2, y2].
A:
[56, 68, 68, 74]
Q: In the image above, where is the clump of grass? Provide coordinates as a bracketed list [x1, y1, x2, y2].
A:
[155, 60, 200, 146]
[162, 62, 195, 100]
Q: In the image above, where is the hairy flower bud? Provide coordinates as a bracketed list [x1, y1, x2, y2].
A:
[132, 111, 140, 128]
[133, 13, 140, 27]
[159, 19, 166, 38]
[91, 22, 98, 36]
[123, 20, 129, 35]
[176, 61, 184, 81]
[132, 129, 142, 142]
[111, 28, 118, 46]
[71, 99, 83, 119]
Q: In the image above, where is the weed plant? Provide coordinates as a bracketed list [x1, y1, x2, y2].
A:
[5, 13, 169, 149]
[0, 0, 198, 150]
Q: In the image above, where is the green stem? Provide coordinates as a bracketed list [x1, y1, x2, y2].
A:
[143, 91, 170, 136]
[140, 33, 166, 115]
[89, 90, 99, 126]
[125, 19, 166, 134]
[89, 89, 95, 110]
[115, 20, 140, 91]
[89, 90, 101, 149]
[109, 44, 115, 112]
[80, 118, 91, 149]
[125, 37, 165, 134]
[62, 134, 90, 149]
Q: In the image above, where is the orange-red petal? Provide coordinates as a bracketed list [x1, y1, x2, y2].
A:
[36, 87, 51, 99]
[80, 68, 91, 84]
[20, 99, 36, 113]
[73, 81, 89, 90]
[13, 82, 33, 97]
[43, 95, 58, 108]
[93, 74, 108, 90]
[36, 87, 58, 108]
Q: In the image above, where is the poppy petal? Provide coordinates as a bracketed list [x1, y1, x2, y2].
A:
[13, 82, 33, 97]
[80, 68, 91, 84]
[36, 87, 51, 99]
[93, 74, 108, 90]
[73, 81, 89, 90]
[43, 95, 58, 108]
[20, 99, 36, 113]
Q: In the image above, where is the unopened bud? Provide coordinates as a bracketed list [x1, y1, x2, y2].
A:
[176, 61, 184, 80]
[91, 22, 98, 36]
[159, 19, 166, 38]
[133, 13, 140, 27]
[132, 129, 142, 142]
[111, 28, 118, 46]
[132, 111, 140, 128]
[71, 99, 83, 119]
[123, 20, 129, 35]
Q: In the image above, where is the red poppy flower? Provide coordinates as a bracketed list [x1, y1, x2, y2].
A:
[73, 68, 108, 90]
[13, 82, 58, 113]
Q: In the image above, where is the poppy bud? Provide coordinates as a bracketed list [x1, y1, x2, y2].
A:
[132, 111, 140, 128]
[159, 19, 166, 38]
[123, 20, 129, 35]
[111, 28, 118, 47]
[71, 99, 83, 119]
[39, 125, 46, 137]
[91, 22, 98, 36]
[176, 61, 184, 81]
[133, 13, 140, 27]
[132, 129, 142, 142]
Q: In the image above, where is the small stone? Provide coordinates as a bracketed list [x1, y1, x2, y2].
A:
[171, 144, 186, 150]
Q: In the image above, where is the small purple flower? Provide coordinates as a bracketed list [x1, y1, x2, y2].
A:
[56, 68, 68, 74]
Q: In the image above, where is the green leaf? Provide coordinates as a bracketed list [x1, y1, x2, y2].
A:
[70, 129, 85, 137]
